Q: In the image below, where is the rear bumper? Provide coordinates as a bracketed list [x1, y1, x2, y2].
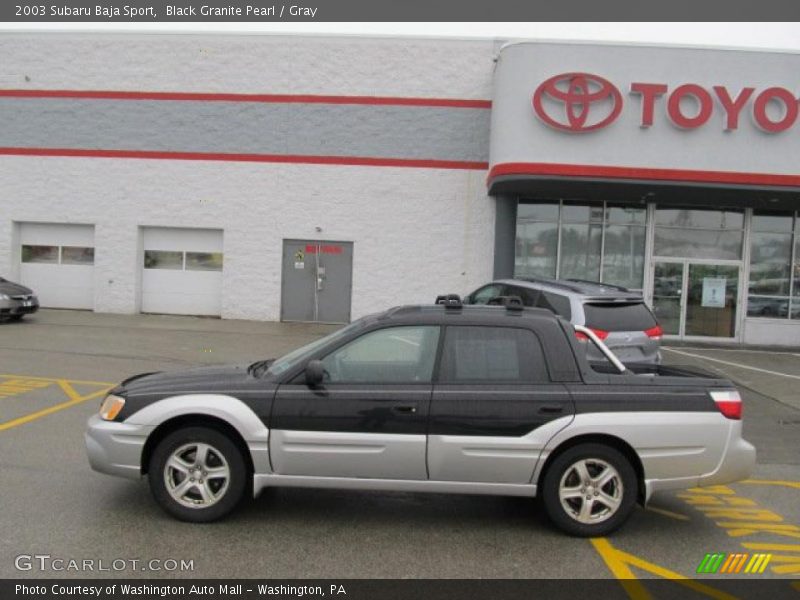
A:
[644, 425, 756, 502]
[85, 414, 152, 480]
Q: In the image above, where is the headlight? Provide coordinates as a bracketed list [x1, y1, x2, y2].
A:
[0, 294, 9, 300]
[99, 394, 126, 421]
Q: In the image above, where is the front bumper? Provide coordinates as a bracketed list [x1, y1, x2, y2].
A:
[0, 296, 39, 317]
[85, 414, 153, 480]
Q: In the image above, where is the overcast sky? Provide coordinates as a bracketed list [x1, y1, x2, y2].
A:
[3, 22, 799, 52]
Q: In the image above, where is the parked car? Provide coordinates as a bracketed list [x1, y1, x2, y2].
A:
[0, 277, 39, 321]
[464, 278, 662, 364]
[86, 297, 753, 536]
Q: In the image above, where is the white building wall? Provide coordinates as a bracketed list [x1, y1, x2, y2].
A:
[0, 33, 497, 321]
[0, 157, 495, 321]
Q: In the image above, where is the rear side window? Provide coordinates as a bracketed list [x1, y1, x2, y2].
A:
[583, 302, 657, 331]
[506, 285, 539, 307]
[468, 284, 506, 304]
[536, 292, 572, 319]
[439, 326, 549, 383]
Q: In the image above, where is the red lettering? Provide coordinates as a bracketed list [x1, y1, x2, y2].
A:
[667, 84, 713, 129]
[305, 245, 317, 253]
[752, 87, 799, 133]
[630, 83, 667, 127]
[713, 86, 754, 130]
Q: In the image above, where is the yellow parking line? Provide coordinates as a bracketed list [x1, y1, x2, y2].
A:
[0, 385, 113, 431]
[646, 506, 691, 521]
[740, 479, 800, 490]
[590, 537, 740, 600]
[0, 373, 115, 386]
[590, 538, 652, 600]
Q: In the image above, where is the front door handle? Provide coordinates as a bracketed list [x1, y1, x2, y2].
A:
[539, 405, 564, 414]
[392, 405, 417, 415]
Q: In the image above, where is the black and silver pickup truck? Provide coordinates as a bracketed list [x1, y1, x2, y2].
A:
[86, 297, 755, 536]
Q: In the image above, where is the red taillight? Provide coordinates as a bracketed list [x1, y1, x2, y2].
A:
[644, 324, 663, 340]
[710, 390, 742, 420]
[575, 328, 609, 341]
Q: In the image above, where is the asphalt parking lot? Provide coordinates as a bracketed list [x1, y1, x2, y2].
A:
[1, 310, 799, 592]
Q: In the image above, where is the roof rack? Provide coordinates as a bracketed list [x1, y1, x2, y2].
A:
[563, 278, 631, 292]
[435, 294, 463, 308]
[487, 295, 524, 311]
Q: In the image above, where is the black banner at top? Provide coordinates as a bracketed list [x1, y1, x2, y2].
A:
[3, 0, 800, 22]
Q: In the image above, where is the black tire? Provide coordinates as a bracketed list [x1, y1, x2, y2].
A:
[9, 315, 24, 321]
[541, 443, 638, 537]
[148, 426, 248, 522]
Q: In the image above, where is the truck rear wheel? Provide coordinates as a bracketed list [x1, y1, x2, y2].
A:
[148, 426, 247, 522]
[541, 443, 637, 537]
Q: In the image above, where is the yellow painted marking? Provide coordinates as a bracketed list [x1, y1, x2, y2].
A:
[0, 373, 116, 386]
[0, 374, 114, 431]
[589, 538, 738, 600]
[0, 387, 112, 431]
[741, 479, 800, 490]
[646, 506, 690, 521]
[791, 581, 800, 592]
[678, 487, 800, 575]
[589, 538, 652, 600]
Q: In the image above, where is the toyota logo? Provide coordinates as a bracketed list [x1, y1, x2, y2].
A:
[532, 72, 623, 133]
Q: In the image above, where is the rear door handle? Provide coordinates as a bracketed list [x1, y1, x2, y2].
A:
[392, 405, 417, 415]
[539, 405, 564, 414]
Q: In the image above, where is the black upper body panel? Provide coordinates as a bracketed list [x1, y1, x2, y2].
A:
[112, 304, 734, 425]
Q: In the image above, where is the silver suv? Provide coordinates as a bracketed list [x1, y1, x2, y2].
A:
[464, 278, 662, 364]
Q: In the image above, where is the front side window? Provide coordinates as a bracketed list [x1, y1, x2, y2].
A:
[439, 326, 549, 383]
[321, 326, 441, 384]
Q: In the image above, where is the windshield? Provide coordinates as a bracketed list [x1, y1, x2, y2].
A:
[264, 319, 366, 378]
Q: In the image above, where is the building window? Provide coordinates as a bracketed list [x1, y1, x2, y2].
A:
[653, 208, 744, 260]
[144, 250, 224, 271]
[515, 200, 646, 290]
[22, 244, 95, 265]
[747, 211, 797, 320]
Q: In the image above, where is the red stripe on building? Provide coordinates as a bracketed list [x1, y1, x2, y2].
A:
[0, 147, 489, 170]
[0, 89, 492, 109]
[488, 162, 800, 188]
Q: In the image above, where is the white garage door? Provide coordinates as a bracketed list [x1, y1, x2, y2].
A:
[19, 223, 95, 310]
[141, 228, 223, 316]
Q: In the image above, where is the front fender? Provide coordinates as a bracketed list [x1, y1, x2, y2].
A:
[125, 394, 271, 474]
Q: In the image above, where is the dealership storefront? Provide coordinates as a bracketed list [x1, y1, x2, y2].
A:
[0, 35, 798, 345]
[489, 42, 800, 346]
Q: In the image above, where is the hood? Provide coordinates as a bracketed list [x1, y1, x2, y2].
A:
[113, 362, 276, 423]
[118, 363, 260, 397]
[0, 279, 34, 296]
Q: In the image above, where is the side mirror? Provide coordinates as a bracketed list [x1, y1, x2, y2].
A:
[305, 360, 325, 387]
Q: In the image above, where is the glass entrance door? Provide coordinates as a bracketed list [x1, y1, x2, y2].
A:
[651, 261, 740, 339]
[652, 262, 683, 335]
[685, 264, 739, 338]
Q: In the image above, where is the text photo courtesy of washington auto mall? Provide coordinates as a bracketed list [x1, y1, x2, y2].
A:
[0, 13, 800, 600]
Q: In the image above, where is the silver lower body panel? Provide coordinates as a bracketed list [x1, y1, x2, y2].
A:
[253, 473, 537, 498]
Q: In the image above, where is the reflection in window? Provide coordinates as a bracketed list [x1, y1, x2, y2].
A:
[21, 245, 58, 264]
[144, 250, 183, 270]
[61, 246, 95, 265]
[515, 221, 558, 278]
[186, 252, 223, 271]
[603, 225, 646, 290]
[748, 211, 795, 320]
[515, 200, 646, 289]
